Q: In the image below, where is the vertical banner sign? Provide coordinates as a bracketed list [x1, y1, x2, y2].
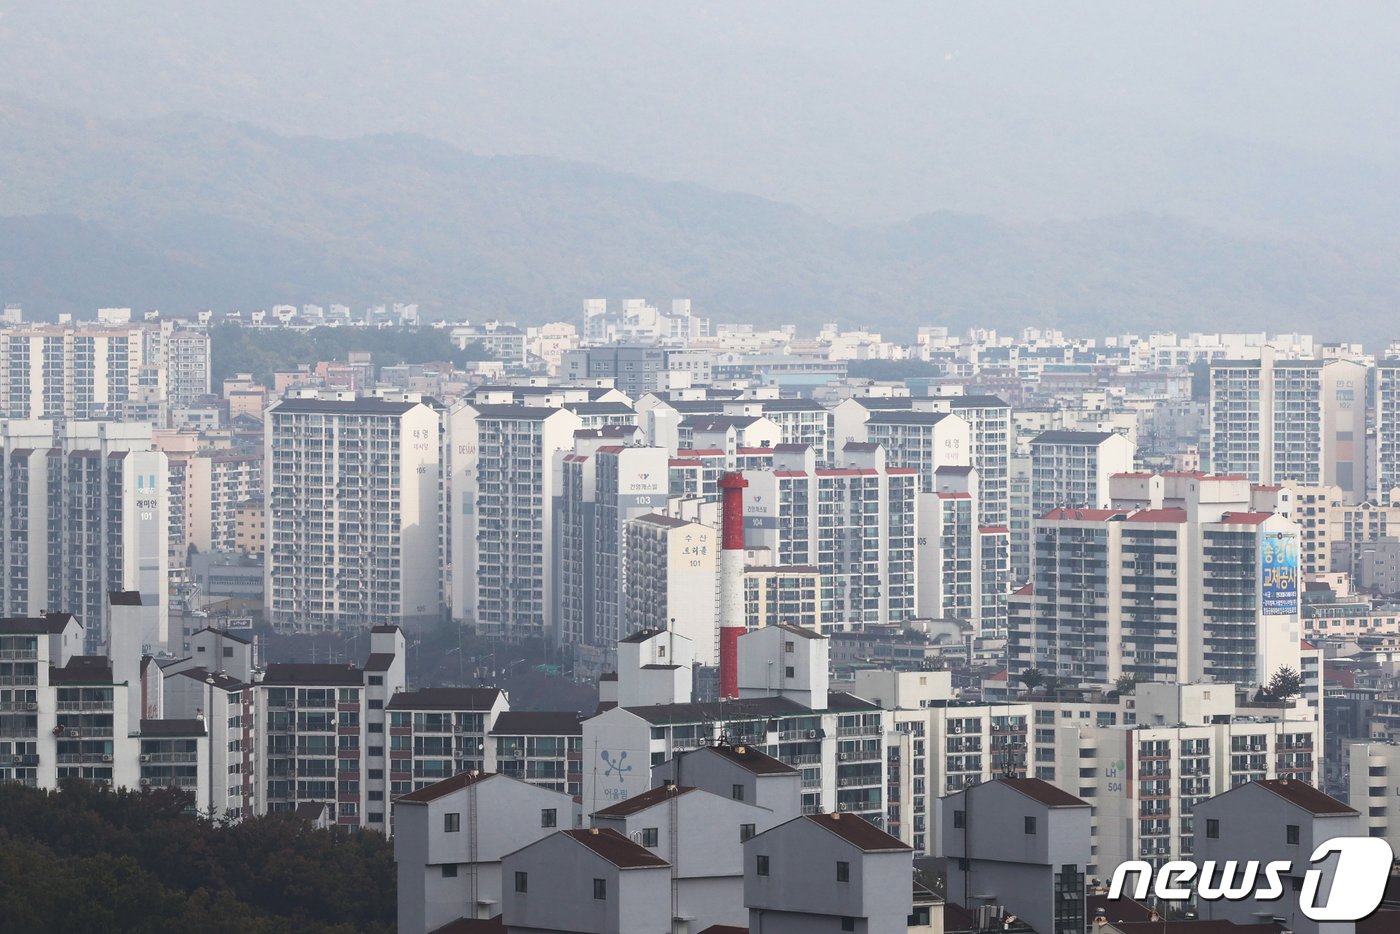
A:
[1261, 531, 1299, 615]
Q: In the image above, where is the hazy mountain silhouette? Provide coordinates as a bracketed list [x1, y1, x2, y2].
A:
[1, 97, 1397, 343]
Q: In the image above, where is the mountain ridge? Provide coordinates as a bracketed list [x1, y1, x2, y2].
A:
[0, 96, 1395, 344]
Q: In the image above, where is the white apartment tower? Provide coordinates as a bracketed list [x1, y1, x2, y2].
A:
[0, 420, 169, 654]
[623, 514, 719, 665]
[0, 320, 210, 420]
[1011, 473, 1303, 688]
[453, 404, 582, 640]
[1028, 429, 1136, 519]
[265, 393, 443, 633]
[742, 443, 917, 630]
[555, 435, 670, 650]
[1210, 348, 1369, 502]
[1375, 359, 1400, 497]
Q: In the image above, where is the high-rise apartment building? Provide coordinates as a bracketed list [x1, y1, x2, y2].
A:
[1375, 359, 1400, 497]
[0, 320, 210, 421]
[555, 436, 669, 651]
[741, 443, 917, 629]
[256, 626, 406, 829]
[451, 403, 582, 639]
[1028, 430, 1136, 518]
[1010, 474, 1303, 688]
[1210, 349, 1368, 501]
[622, 514, 719, 663]
[265, 392, 443, 633]
[0, 420, 169, 653]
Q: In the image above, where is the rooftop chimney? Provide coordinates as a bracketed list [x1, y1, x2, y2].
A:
[718, 472, 748, 700]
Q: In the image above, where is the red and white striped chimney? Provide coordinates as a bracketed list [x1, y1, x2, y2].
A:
[717, 471, 748, 700]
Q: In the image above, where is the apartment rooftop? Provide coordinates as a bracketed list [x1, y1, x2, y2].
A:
[260, 663, 364, 686]
[396, 770, 497, 804]
[560, 828, 670, 868]
[490, 711, 583, 736]
[386, 688, 504, 711]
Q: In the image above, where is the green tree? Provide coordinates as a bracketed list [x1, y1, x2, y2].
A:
[1265, 665, 1302, 701]
[1017, 668, 1045, 692]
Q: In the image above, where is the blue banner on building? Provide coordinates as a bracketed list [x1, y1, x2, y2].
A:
[1261, 532, 1299, 615]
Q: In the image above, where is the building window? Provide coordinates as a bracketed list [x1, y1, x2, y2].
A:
[785, 667, 795, 678]
[1287, 824, 1299, 845]
[841, 918, 856, 932]
[1207, 819, 1220, 839]
[1024, 816, 1037, 835]
[732, 784, 745, 801]
[785, 641, 795, 653]
[756, 855, 770, 876]
[441, 864, 458, 878]
[740, 823, 756, 842]
[593, 878, 607, 900]
[369, 675, 383, 686]
[541, 808, 557, 828]
[836, 861, 850, 882]
[515, 871, 528, 893]
[444, 812, 460, 833]
[953, 809, 965, 829]
[641, 827, 659, 847]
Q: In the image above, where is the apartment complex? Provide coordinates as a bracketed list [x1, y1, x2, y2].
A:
[556, 438, 669, 652]
[1028, 429, 1136, 518]
[0, 420, 169, 652]
[1011, 475, 1303, 687]
[1210, 349, 1368, 501]
[0, 319, 210, 420]
[255, 626, 406, 829]
[450, 403, 581, 638]
[741, 444, 917, 630]
[265, 392, 443, 633]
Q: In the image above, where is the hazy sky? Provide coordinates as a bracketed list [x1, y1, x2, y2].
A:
[1, 1, 1397, 231]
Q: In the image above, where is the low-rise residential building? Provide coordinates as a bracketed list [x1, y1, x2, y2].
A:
[393, 770, 580, 934]
[501, 828, 672, 934]
[592, 783, 765, 932]
[743, 812, 913, 934]
[1191, 779, 1363, 934]
[941, 778, 1090, 934]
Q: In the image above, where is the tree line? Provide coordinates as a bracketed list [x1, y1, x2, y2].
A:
[0, 780, 394, 933]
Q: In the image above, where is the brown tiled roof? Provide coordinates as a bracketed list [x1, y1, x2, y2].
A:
[386, 688, 503, 711]
[805, 813, 910, 852]
[396, 771, 497, 804]
[619, 628, 667, 643]
[50, 656, 114, 683]
[704, 744, 797, 775]
[1000, 777, 1090, 808]
[563, 828, 670, 868]
[428, 915, 506, 933]
[593, 784, 694, 817]
[1359, 910, 1400, 934]
[1255, 778, 1357, 815]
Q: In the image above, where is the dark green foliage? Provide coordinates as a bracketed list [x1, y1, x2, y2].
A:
[0, 780, 394, 933]
[209, 322, 495, 386]
[1263, 665, 1303, 702]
